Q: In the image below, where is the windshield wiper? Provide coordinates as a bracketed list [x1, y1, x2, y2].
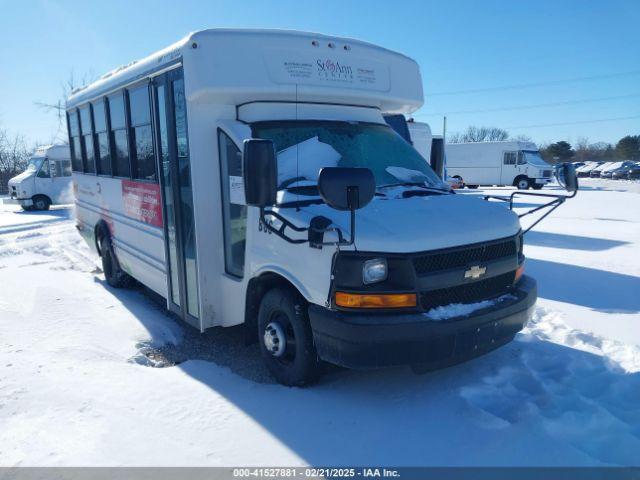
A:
[378, 182, 450, 195]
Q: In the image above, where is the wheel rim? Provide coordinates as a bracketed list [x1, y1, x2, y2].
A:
[35, 199, 45, 209]
[263, 312, 296, 364]
[518, 179, 528, 189]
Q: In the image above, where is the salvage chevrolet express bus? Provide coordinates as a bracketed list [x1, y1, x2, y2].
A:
[67, 29, 539, 386]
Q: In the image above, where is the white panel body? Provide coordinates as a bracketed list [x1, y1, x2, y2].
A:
[446, 141, 551, 186]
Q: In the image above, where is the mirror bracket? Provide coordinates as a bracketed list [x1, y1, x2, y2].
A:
[258, 208, 353, 247]
[483, 188, 578, 235]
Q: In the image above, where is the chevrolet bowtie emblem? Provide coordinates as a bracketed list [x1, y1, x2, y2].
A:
[464, 265, 487, 279]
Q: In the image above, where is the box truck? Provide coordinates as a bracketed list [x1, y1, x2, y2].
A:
[446, 141, 554, 190]
[8, 144, 73, 210]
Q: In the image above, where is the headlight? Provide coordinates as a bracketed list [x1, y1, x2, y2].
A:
[362, 258, 387, 285]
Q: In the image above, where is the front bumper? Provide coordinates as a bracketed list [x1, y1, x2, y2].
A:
[309, 275, 537, 370]
[534, 178, 552, 184]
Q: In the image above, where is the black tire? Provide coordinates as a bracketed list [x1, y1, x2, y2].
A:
[532, 184, 544, 190]
[32, 195, 50, 211]
[453, 175, 464, 188]
[466, 185, 479, 189]
[258, 288, 321, 386]
[514, 177, 531, 190]
[98, 233, 133, 288]
[21, 205, 33, 211]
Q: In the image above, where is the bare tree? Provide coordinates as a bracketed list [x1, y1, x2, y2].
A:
[0, 126, 32, 194]
[510, 134, 533, 142]
[448, 126, 510, 143]
[34, 70, 94, 144]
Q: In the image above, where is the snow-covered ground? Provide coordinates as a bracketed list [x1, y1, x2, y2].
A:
[0, 178, 639, 467]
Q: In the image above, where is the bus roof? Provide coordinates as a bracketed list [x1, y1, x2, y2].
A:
[66, 29, 424, 113]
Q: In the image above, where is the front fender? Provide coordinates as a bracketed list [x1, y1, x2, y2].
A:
[251, 264, 315, 303]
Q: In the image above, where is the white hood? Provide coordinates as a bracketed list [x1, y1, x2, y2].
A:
[8, 170, 34, 186]
[277, 193, 521, 253]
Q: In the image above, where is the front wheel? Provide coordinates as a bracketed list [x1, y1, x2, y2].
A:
[32, 195, 50, 211]
[258, 288, 321, 386]
[515, 177, 531, 190]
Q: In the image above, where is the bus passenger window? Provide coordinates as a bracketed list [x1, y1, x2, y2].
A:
[68, 111, 83, 172]
[108, 92, 130, 178]
[79, 105, 96, 174]
[93, 99, 111, 175]
[128, 84, 156, 182]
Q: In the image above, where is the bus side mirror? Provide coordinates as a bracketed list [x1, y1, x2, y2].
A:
[560, 163, 578, 193]
[243, 139, 277, 207]
[318, 167, 375, 211]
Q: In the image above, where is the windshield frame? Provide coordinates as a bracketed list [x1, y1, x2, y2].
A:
[26, 156, 46, 173]
[522, 150, 549, 167]
[250, 119, 448, 206]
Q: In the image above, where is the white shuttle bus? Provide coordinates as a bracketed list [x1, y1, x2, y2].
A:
[446, 141, 554, 190]
[8, 144, 73, 210]
[67, 29, 548, 386]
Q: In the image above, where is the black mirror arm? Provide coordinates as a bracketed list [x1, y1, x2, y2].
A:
[259, 208, 352, 246]
[259, 208, 308, 244]
[508, 189, 578, 234]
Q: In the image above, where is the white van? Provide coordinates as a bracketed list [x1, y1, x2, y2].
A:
[67, 29, 548, 386]
[446, 141, 554, 190]
[8, 144, 73, 210]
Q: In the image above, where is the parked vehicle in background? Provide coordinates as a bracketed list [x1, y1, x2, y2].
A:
[572, 162, 585, 169]
[627, 164, 640, 180]
[602, 161, 636, 179]
[576, 161, 603, 177]
[446, 141, 553, 190]
[66, 29, 544, 386]
[590, 162, 617, 177]
[8, 144, 72, 210]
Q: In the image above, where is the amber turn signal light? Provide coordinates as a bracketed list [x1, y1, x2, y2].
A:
[335, 292, 417, 309]
[514, 262, 525, 284]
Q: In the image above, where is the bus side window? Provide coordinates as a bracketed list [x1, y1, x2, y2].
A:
[517, 151, 526, 165]
[68, 111, 83, 172]
[218, 130, 247, 277]
[108, 92, 131, 178]
[128, 83, 156, 182]
[79, 105, 96, 174]
[93, 99, 111, 175]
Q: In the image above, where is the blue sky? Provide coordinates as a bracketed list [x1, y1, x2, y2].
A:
[1, 0, 639, 146]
